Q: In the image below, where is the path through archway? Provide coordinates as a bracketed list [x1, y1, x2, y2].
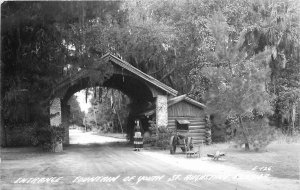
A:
[50, 53, 178, 148]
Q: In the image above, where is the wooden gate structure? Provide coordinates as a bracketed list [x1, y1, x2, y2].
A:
[51, 53, 211, 148]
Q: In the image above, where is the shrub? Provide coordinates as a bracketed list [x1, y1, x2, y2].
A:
[233, 117, 276, 151]
[4, 122, 38, 147]
[144, 120, 175, 149]
[143, 134, 156, 146]
[273, 130, 300, 144]
[34, 125, 65, 152]
[156, 126, 175, 149]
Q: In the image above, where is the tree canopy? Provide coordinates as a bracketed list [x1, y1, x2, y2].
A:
[2, 0, 300, 148]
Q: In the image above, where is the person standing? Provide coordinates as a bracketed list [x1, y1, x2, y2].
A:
[133, 120, 143, 151]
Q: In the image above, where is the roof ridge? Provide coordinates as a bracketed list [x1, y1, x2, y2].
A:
[102, 53, 178, 96]
[139, 94, 206, 116]
[168, 94, 206, 108]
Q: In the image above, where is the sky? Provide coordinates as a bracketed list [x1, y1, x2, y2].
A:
[75, 90, 92, 113]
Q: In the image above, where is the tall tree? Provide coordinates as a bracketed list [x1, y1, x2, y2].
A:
[68, 95, 85, 127]
[1, 1, 125, 146]
[1, 1, 124, 123]
[195, 11, 274, 150]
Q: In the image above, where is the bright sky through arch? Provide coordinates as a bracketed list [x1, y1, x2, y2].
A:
[75, 90, 92, 113]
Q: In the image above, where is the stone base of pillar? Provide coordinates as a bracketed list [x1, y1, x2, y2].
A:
[54, 141, 63, 152]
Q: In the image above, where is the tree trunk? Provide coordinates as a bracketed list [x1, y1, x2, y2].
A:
[245, 142, 250, 150]
[1, 117, 7, 147]
[291, 102, 296, 135]
[93, 104, 97, 129]
[115, 109, 124, 134]
[238, 116, 250, 151]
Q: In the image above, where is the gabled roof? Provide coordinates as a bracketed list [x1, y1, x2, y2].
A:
[102, 53, 178, 96]
[55, 52, 178, 97]
[140, 94, 206, 116]
[168, 94, 206, 108]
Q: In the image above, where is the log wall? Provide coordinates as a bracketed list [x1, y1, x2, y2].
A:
[168, 102, 204, 118]
[168, 116, 207, 145]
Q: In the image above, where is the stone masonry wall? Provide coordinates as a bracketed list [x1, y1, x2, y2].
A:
[156, 95, 168, 128]
[50, 98, 62, 126]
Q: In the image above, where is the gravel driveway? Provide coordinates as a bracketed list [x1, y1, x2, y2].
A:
[1, 129, 298, 190]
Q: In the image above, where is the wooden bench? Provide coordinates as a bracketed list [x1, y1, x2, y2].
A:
[186, 150, 200, 158]
[185, 139, 206, 158]
[186, 144, 201, 158]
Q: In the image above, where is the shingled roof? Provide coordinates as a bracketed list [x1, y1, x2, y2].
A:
[140, 94, 206, 116]
[102, 53, 178, 96]
[55, 53, 178, 97]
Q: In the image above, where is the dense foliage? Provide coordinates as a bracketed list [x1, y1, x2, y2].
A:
[84, 87, 130, 134]
[2, 0, 300, 150]
[33, 125, 65, 151]
[68, 95, 85, 127]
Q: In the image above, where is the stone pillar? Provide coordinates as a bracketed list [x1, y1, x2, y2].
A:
[61, 104, 70, 145]
[50, 98, 63, 152]
[50, 98, 62, 126]
[156, 95, 168, 128]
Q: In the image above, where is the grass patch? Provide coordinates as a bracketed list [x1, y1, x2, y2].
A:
[272, 131, 300, 144]
[198, 136, 300, 180]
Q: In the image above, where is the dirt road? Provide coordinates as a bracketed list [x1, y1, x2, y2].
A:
[1, 129, 299, 190]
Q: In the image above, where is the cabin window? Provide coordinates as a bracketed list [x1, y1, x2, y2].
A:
[176, 119, 190, 130]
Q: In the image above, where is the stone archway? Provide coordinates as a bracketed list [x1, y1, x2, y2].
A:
[50, 53, 178, 146]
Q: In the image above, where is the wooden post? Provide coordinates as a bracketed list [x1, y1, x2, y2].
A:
[205, 115, 212, 145]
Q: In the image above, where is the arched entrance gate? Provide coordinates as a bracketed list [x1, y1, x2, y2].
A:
[50, 53, 178, 144]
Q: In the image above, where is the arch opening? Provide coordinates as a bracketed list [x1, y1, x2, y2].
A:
[58, 73, 156, 145]
[67, 87, 130, 145]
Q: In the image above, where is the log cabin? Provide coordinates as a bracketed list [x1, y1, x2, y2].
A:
[140, 94, 211, 145]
